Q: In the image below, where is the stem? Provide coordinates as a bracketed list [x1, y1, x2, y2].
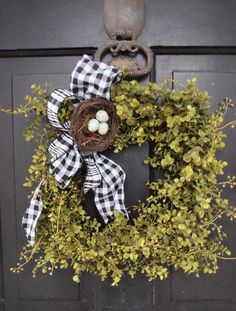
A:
[217, 256, 236, 260]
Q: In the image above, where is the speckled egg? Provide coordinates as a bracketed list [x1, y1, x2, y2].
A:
[88, 118, 99, 132]
[98, 122, 109, 135]
[96, 110, 109, 123]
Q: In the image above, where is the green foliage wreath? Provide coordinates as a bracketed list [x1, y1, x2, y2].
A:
[2, 77, 236, 285]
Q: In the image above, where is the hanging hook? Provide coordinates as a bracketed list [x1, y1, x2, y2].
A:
[95, 0, 154, 78]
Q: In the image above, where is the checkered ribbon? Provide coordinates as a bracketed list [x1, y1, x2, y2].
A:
[22, 182, 43, 245]
[22, 54, 128, 245]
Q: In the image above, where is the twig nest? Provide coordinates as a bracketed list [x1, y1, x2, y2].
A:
[70, 97, 120, 152]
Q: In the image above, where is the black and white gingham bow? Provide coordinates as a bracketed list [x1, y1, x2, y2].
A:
[22, 54, 128, 245]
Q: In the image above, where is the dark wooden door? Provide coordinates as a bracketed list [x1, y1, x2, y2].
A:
[0, 1, 236, 310]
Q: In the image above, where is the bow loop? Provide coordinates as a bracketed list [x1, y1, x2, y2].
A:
[47, 88, 78, 130]
[70, 54, 122, 100]
[48, 133, 83, 189]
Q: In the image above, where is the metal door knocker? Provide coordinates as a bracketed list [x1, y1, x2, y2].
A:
[95, 0, 153, 78]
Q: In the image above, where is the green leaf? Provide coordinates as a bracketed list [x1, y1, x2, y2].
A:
[181, 165, 194, 181]
[73, 275, 80, 283]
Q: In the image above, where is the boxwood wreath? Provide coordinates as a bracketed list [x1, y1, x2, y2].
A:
[2, 75, 236, 286]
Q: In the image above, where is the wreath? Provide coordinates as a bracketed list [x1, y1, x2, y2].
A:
[2, 55, 236, 286]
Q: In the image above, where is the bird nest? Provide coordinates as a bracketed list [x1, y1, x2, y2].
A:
[70, 97, 120, 152]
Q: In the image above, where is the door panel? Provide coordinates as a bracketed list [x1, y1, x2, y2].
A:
[154, 55, 236, 311]
[0, 56, 93, 311]
[94, 275, 155, 311]
[0, 56, 151, 310]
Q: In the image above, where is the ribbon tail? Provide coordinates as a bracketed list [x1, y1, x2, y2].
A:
[22, 181, 43, 245]
[93, 154, 128, 224]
